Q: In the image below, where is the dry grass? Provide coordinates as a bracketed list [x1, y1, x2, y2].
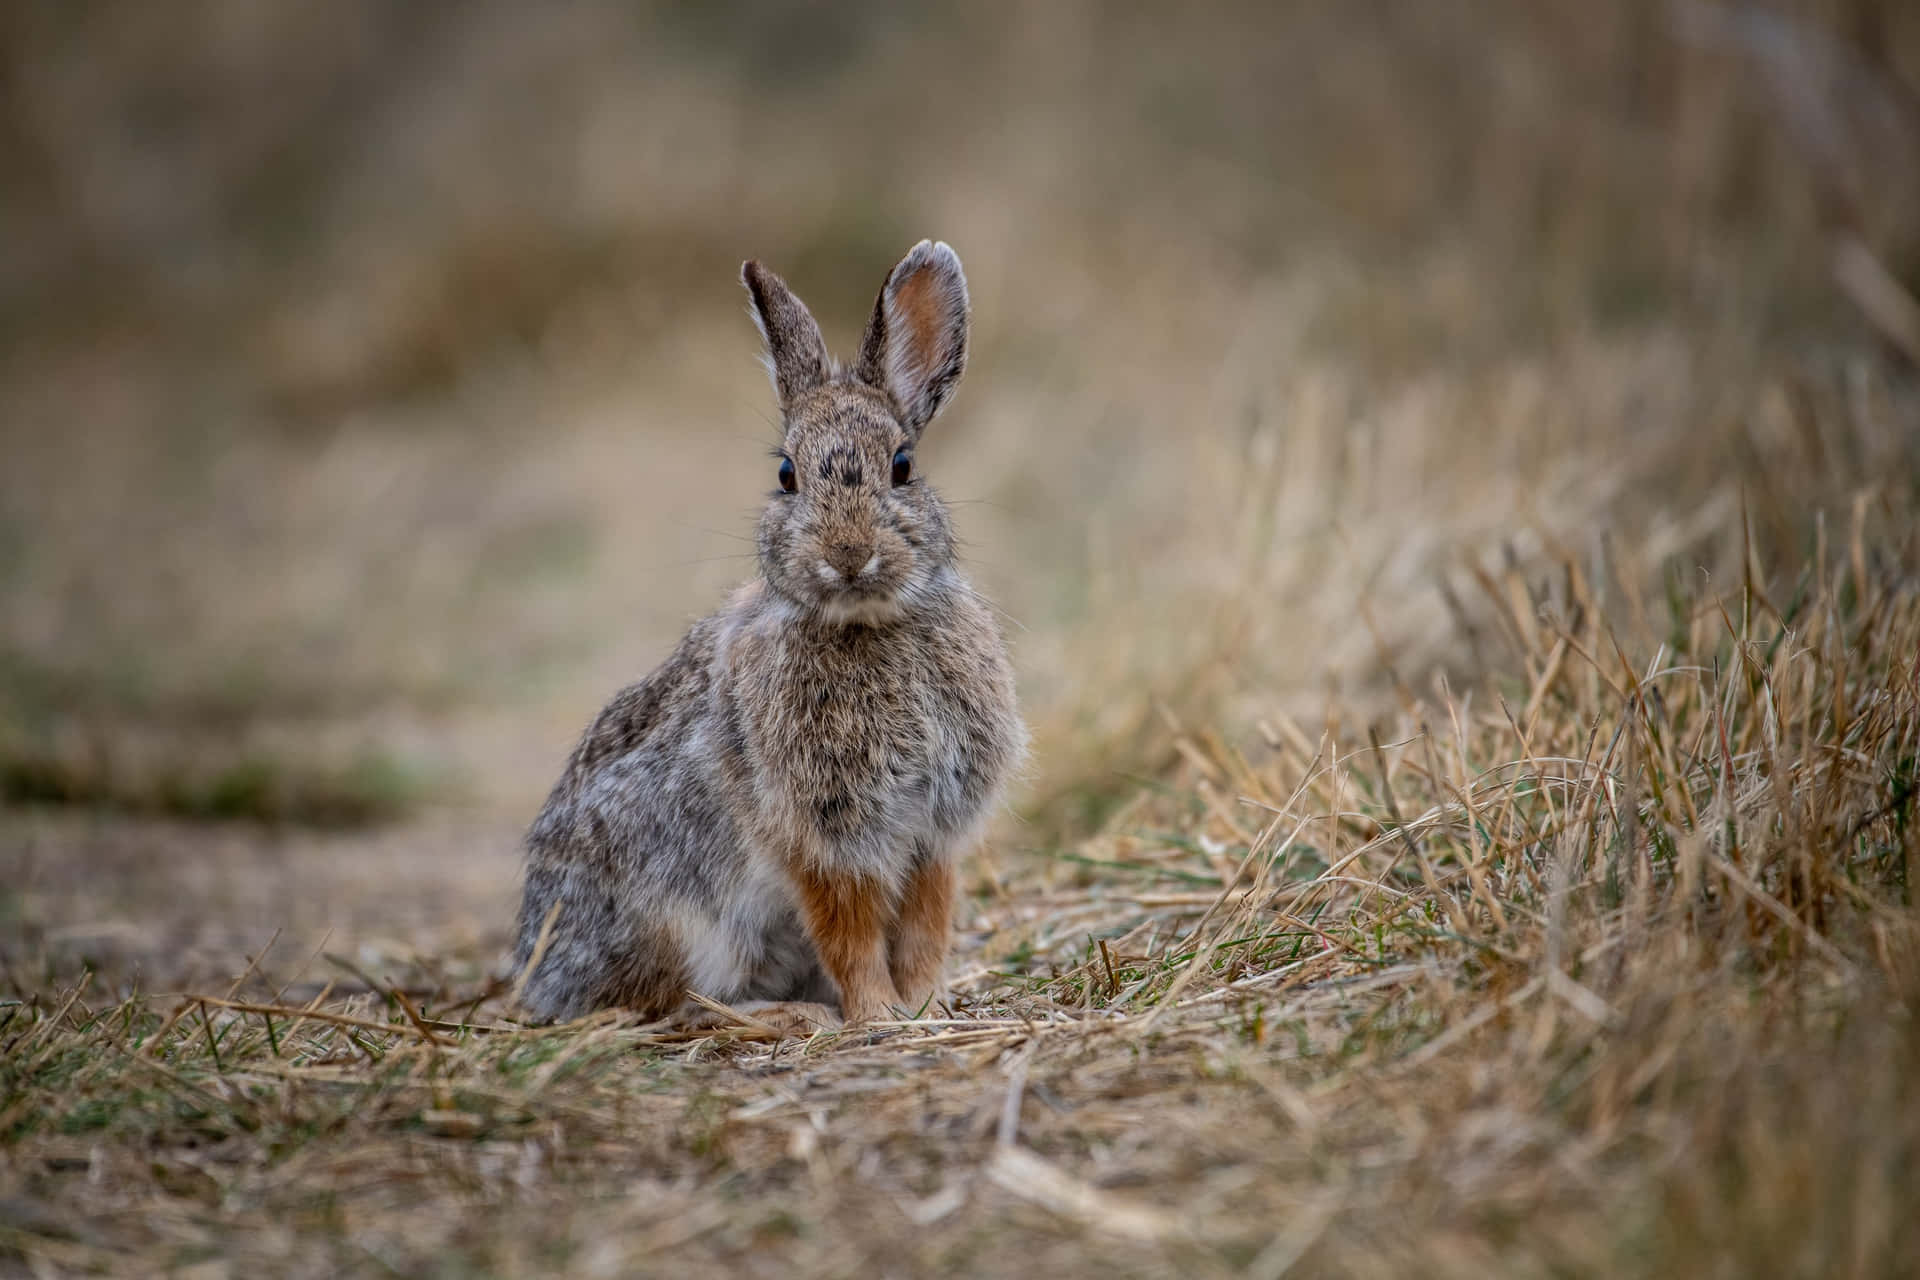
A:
[5, 2, 1920, 1276]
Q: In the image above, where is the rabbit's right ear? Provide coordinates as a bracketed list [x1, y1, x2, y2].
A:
[742, 260, 831, 413]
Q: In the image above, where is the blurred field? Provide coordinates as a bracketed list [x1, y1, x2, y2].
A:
[3, 2, 1919, 1276]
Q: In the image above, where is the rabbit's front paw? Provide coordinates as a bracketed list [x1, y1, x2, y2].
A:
[882, 979, 943, 1021]
[840, 992, 906, 1025]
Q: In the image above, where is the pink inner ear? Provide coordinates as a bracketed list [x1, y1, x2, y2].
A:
[891, 266, 946, 382]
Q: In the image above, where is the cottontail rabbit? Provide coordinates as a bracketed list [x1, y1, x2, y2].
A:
[509, 241, 1024, 1029]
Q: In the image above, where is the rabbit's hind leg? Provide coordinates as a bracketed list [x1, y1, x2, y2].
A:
[594, 927, 693, 1020]
[671, 999, 842, 1038]
[511, 916, 688, 1024]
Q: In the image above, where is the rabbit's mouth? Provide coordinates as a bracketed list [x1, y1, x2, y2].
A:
[813, 588, 907, 627]
[801, 544, 912, 624]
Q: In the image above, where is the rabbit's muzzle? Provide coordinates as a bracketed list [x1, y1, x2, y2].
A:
[822, 541, 878, 582]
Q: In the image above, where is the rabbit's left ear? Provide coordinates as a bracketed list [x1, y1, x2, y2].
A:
[855, 240, 969, 439]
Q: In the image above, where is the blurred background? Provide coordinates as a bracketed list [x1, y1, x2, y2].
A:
[4, 0, 1917, 990]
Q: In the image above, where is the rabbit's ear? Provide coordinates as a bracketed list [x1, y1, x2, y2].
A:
[855, 240, 969, 438]
[742, 260, 831, 412]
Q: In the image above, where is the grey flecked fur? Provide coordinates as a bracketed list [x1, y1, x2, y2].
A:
[510, 241, 1025, 1024]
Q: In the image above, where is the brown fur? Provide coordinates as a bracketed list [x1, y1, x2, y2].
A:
[888, 854, 956, 1011]
[784, 858, 901, 1023]
[892, 271, 941, 379]
[593, 925, 691, 1020]
[508, 241, 1025, 1029]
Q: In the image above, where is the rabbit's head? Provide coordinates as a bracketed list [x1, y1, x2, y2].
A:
[742, 241, 971, 626]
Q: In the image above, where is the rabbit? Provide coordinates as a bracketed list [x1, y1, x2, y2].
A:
[508, 240, 1025, 1031]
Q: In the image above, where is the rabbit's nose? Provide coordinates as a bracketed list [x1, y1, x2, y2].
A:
[824, 542, 876, 580]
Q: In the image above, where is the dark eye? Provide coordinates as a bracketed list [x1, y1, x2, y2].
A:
[890, 449, 912, 487]
[778, 456, 796, 493]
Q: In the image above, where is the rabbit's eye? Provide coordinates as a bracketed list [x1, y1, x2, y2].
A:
[890, 449, 912, 487]
[778, 456, 796, 493]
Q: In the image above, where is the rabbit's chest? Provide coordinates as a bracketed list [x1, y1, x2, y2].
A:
[763, 651, 945, 787]
[743, 638, 992, 842]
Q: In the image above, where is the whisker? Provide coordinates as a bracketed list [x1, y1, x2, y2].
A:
[667, 523, 757, 545]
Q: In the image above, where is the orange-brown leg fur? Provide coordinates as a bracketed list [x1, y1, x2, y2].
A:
[888, 856, 954, 1013]
[786, 860, 902, 1022]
